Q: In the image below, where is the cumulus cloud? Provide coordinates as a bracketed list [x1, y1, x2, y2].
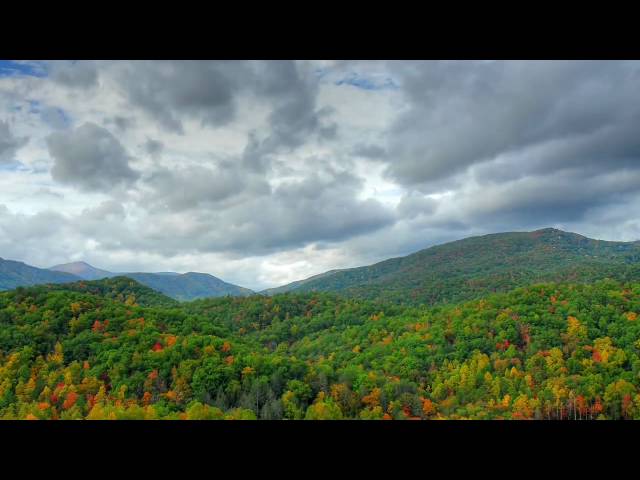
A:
[0, 120, 27, 163]
[132, 166, 395, 257]
[144, 138, 164, 158]
[142, 163, 269, 212]
[384, 60, 640, 188]
[46, 122, 139, 191]
[49, 61, 98, 89]
[109, 61, 335, 172]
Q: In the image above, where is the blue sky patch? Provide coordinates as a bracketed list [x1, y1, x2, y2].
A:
[0, 160, 28, 172]
[335, 73, 399, 91]
[0, 60, 48, 78]
[314, 68, 399, 91]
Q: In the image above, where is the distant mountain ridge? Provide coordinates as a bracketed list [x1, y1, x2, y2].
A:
[0, 259, 253, 301]
[0, 257, 80, 290]
[48, 262, 254, 300]
[261, 228, 640, 305]
[124, 272, 254, 301]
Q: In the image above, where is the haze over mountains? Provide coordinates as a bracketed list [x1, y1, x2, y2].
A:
[2, 228, 640, 305]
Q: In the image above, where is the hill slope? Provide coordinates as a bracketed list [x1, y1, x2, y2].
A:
[37, 276, 179, 307]
[262, 228, 640, 305]
[125, 272, 254, 301]
[261, 269, 343, 296]
[0, 257, 80, 291]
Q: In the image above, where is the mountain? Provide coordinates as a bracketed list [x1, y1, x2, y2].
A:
[0, 257, 80, 291]
[50, 261, 253, 300]
[262, 228, 640, 305]
[125, 271, 254, 301]
[35, 276, 179, 307]
[50, 261, 117, 280]
[2, 258, 253, 301]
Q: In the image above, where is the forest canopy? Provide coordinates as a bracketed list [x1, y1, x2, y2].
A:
[1, 277, 640, 420]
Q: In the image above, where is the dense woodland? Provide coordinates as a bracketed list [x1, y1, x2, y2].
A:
[1, 275, 640, 420]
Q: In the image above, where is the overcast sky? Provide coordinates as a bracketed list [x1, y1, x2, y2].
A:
[1, 60, 640, 290]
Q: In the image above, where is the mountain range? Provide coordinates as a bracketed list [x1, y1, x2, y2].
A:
[48, 262, 254, 301]
[0, 259, 253, 301]
[2, 227, 640, 304]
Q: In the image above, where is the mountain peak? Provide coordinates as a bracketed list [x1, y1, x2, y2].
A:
[50, 261, 114, 281]
[533, 227, 564, 233]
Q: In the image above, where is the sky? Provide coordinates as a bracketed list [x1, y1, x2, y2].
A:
[1, 60, 640, 291]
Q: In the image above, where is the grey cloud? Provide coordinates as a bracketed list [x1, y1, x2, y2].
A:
[351, 143, 387, 160]
[114, 61, 251, 133]
[108, 116, 136, 131]
[49, 61, 98, 89]
[143, 163, 269, 212]
[396, 193, 437, 219]
[0, 120, 27, 163]
[144, 138, 164, 158]
[125, 167, 395, 257]
[40, 107, 69, 130]
[0, 206, 72, 266]
[111, 61, 334, 172]
[0, 202, 133, 267]
[384, 60, 640, 188]
[436, 168, 640, 236]
[46, 122, 139, 191]
[240, 62, 336, 172]
[81, 200, 126, 221]
[213, 170, 395, 254]
[472, 121, 640, 185]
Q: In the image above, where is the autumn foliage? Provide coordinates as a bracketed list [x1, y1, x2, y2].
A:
[2, 277, 640, 420]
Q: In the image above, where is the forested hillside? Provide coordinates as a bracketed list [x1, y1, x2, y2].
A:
[36, 276, 179, 308]
[1, 277, 640, 420]
[264, 228, 640, 306]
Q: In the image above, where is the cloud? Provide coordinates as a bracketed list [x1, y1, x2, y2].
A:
[383, 60, 640, 188]
[49, 61, 98, 89]
[141, 163, 269, 212]
[40, 106, 71, 130]
[46, 122, 139, 191]
[396, 192, 437, 219]
[107, 116, 136, 131]
[0, 120, 27, 163]
[144, 138, 163, 158]
[110, 61, 334, 172]
[132, 165, 395, 257]
[351, 143, 387, 160]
